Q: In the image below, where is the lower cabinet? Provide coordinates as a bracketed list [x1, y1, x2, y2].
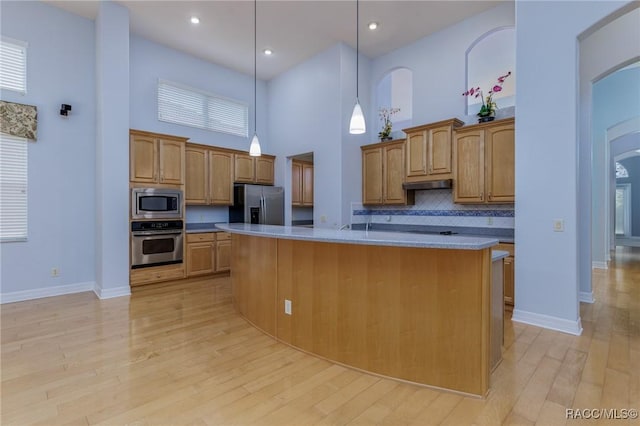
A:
[130, 264, 185, 287]
[496, 243, 515, 307]
[186, 232, 231, 277]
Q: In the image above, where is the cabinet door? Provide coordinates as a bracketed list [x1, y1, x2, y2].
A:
[302, 163, 314, 206]
[406, 130, 427, 178]
[454, 130, 485, 203]
[255, 157, 274, 185]
[186, 242, 215, 277]
[158, 139, 185, 185]
[209, 150, 234, 205]
[234, 154, 255, 183]
[291, 161, 302, 206]
[185, 147, 208, 205]
[428, 125, 453, 176]
[215, 240, 231, 272]
[362, 147, 383, 205]
[383, 143, 406, 204]
[486, 123, 515, 203]
[503, 256, 514, 306]
[130, 135, 158, 183]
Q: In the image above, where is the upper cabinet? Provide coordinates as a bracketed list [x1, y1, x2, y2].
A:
[130, 130, 187, 185]
[185, 144, 234, 205]
[234, 153, 275, 185]
[403, 119, 464, 183]
[453, 118, 514, 204]
[361, 139, 414, 206]
[292, 160, 313, 207]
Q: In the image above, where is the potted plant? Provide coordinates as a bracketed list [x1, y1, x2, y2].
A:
[463, 71, 511, 123]
[378, 107, 400, 141]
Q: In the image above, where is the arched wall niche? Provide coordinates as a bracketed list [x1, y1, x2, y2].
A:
[374, 67, 412, 137]
[465, 26, 515, 115]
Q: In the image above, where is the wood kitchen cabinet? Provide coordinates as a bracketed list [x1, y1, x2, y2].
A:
[496, 242, 515, 307]
[185, 145, 234, 205]
[291, 160, 313, 206]
[403, 118, 464, 183]
[215, 232, 231, 272]
[186, 232, 231, 278]
[186, 232, 232, 277]
[130, 130, 186, 185]
[454, 118, 514, 204]
[361, 139, 414, 206]
[186, 237, 215, 277]
[234, 153, 275, 185]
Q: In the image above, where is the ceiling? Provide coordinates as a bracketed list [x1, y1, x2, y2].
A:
[44, 0, 505, 80]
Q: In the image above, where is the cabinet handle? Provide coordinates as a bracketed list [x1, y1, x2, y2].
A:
[488, 192, 492, 200]
[481, 192, 484, 201]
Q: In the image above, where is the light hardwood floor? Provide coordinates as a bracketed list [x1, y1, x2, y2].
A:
[2, 248, 639, 426]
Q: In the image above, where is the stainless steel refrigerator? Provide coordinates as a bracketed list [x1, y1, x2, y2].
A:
[229, 184, 284, 225]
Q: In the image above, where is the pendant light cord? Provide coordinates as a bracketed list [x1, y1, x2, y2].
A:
[254, 0, 257, 135]
[356, 0, 359, 100]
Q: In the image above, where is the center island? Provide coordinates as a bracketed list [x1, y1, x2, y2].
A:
[216, 223, 500, 397]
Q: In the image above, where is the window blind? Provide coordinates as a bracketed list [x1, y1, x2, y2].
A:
[0, 134, 28, 242]
[0, 38, 27, 94]
[158, 79, 248, 138]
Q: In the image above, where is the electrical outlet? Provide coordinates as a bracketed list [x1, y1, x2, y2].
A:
[320, 215, 327, 223]
[51, 267, 60, 277]
[487, 217, 493, 225]
[553, 219, 564, 232]
[284, 299, 292, 315]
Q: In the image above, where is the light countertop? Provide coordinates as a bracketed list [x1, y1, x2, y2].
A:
[216, 223, 499, 250]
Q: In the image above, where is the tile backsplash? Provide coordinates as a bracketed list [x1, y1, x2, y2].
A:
[351, 189, 514, 228]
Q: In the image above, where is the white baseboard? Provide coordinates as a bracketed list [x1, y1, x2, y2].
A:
[93, 284, 131, 299]
[1, 281, 95, 304]
[579, 291, 595, 304]
[512, 309, 583, 336]
[592, 261, 608, 270]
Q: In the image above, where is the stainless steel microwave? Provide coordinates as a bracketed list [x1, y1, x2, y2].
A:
[131, 188, 182, 220]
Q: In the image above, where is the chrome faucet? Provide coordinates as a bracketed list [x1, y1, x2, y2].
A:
[339, 224, 350, 230]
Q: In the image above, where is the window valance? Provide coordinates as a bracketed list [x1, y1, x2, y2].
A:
[0, 100, 37, 141]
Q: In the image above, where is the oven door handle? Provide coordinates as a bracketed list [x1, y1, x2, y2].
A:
[132, 231, 183, 237]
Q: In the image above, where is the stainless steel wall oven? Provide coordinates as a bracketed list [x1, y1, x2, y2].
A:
[131, 220, 183, 269]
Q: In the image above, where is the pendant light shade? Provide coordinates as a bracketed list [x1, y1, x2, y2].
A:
[249, 0, 262, 157]
[349, 0, 366, 135]
[349, 101, 366, 134]
[249, 133, 261, 156]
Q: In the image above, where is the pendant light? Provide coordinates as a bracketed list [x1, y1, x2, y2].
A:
[349, 0, 366, 134]
[249, 0, 262, 156]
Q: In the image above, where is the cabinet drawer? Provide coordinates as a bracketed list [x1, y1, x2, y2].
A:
[216, 232, 231, 241]
[186, 232, 215, 243]
[130, 264, 185, 286]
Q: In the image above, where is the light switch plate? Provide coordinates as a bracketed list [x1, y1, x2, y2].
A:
[284, 299, 292, 315]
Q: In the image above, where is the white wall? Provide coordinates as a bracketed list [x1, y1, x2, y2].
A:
[267, 43, 371, 228]
[514, 0, 630, 334]
[0, 1, 97, 300]
[129, 36, 268, 154]
[369, 2, 515, 128]
[94, 1, 130, 299]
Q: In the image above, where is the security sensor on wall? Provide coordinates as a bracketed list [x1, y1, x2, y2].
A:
[60, 104, 71, 116]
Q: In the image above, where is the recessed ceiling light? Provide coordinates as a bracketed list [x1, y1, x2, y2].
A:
[263, 49, 273, 56]
[190, 16, 200, 24]
[368, 22, 379, 30]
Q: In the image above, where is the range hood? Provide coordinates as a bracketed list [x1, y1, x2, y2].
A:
[402, 179, 452, 191]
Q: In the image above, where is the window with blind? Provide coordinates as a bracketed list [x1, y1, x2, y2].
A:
[158, 79, 248, 138]
[0, 134, 28, 242]
[0, 37, 28, 94]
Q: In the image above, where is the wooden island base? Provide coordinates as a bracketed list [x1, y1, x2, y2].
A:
[231, 234, 491, 397]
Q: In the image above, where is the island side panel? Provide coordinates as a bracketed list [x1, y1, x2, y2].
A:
[231, 234, 278, 337]
[276, 239, 490, 396]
